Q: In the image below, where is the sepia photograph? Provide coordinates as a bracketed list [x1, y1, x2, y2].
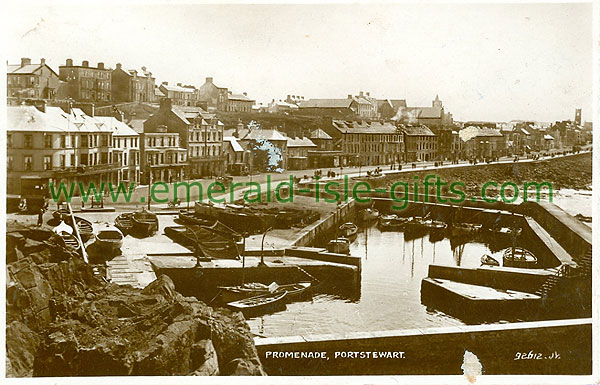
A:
[2, 0, 597, 382]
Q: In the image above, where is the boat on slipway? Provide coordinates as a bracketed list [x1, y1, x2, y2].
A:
[94, 225, 124, 253]
[327, 237, 351, 254]
[131, 208, 159, 237]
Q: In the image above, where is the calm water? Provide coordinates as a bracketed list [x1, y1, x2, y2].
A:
[247, 226, 506, 338]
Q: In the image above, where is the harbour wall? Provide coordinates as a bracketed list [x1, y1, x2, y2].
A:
[255, 318, 592, 375]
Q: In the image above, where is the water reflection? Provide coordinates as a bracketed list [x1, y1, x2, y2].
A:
[247, 223, 510, 337]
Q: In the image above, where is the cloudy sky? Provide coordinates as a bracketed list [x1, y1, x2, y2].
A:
[5, 1, 594, 122]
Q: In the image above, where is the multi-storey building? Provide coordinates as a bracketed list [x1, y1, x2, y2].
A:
[307, 128, 341, 168]
[7, 104, 117, 194]
[226, 92, 255, 112]
[397, 95, 452, 128]
[7, 58, 60, 103]
[144, 99, 225, 178]
[458, 126, 505, 159]
[353, 91, 378, 118]
[111, 63, 156, 103]
[197, 77, 229, 111]
[58, 59, 112, 103]
[140, 129, 187, 184]
[401, 125, 438, 162]
[286, 137, 317, 170]
[95, 117, 141, 184]
[322, 119, 405, 167]
[158, 82, 199, 106]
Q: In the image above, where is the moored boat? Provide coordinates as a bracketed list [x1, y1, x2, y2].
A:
[451, 223, 483, 236]
[339, 222, 358, 238]
[327, 237, 350, 254]
[94, 225, 124, 253]
[131, 208, 159, 237]
[227, 290, 287, 316]
[73, 216, 94, 242]
[481, 254, 500, 266]
[219, 281, 312, 303]
[359, 208, 379, 222]
[114, 213, 133, 235]
[502, 247, 537, 268]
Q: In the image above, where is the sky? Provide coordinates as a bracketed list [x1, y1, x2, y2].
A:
[4, 1, 594, 122]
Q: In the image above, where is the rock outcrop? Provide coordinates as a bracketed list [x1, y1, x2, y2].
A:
[6, 221, 265, 377]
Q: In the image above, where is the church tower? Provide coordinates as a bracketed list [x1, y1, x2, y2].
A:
[432, 94, 443, 108]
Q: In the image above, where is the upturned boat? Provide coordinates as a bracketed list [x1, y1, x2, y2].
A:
[94, 225, 124, 253]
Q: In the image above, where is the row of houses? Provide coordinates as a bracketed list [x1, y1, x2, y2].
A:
[7, 58, 255, 113]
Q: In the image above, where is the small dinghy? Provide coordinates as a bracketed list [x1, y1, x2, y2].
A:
[95, 224, 124, 253]
[114, 213, 133, 235]
[53, 221, 81, 251]
[219, 282, 312, 303]
[227, 290, 287, 317]
[481, 254, 500, 266]
[452, 223, 483, 236]
[327, 237, 350, 254]
[131, 208, 158, 237]
[359, 208, 379, 222]
[339, 222, 358, 238]
[503, 247, 537, 268]
[73, 216, 94, 242]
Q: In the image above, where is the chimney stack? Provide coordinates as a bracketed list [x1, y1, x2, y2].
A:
[162, 81, 168, 85]
[116, 63, 122, 69]
[243, 92, 247, 96]
[160, 98, 172, 111]
[347, 94, 352, 99]
[82, 60, 89, 67]
[97, 62, 104, 69]
[177, 83, 182, 87]
[21, 58, 31, 66]
[359, 91, 364, 97]
[206, 77, 213, 83]
[366, 92, 370, 97]
[40, 58, 46, 66]
[66, 58, 73, 66]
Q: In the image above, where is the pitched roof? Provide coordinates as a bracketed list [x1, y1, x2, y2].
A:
[300, 99, 354, 109]
[389, 99, 407, 110]
[228, 93, 254, 102]
[8, 62, 59, 77]
[458, 126, 503, 142]
[402, 106, 443, 119]
[94, 116, 139, 137]
[402, 125, 436, 137]
[224, 136, 244, 152]
[354, 97, 372, 105]
[287, 136, 317, 148]
[309, 128, 333, 140]
[7, 106, 112, 133]
[128, 119, 146, 134]
[160, 84, 196, 93]
[331, 120, 399, 134]
[242, 129, 288, 141]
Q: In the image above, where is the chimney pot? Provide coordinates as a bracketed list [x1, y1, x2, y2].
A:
[366, 92, 370, 97]
[287, 95, 291, 99]
[40, 58, 46, 65]
[66, 58, 73, 66]
[82, 60, 89, 67]
[21, 58, 31, 66]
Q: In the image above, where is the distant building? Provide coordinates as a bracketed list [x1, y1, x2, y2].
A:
[6, 104, 117, 194]
[307, 128, 340, 168]
[111, 63, 156, 103]
[197, 77, 229, 111]
[95, 116, 141, 184]
[396, 95, 452, 128]
[574, 108, 582, 126]
[58, 59, 112, 103]
[158, 82, 198, 107]
[322, 119, 405, 166]
[298, 98, 359, 118]
[144, 99, 225, 178]
[7, 58, 60, 102]
[237, 127, 288, 171]
[353, 91, 377, 118]
[267, 100, 299, 114]
[140, 129, 187, 184]
[284, 95, 305, 105]
[223, 136, 246, 174]
[401, 125, 438, 162]
[226, 92, 255, 112]
[286, 136, 317, 170]
[458, 126, 505, 159]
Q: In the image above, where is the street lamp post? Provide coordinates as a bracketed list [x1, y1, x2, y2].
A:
[259, 227, 272, 267]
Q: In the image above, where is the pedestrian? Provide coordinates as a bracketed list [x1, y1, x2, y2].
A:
[37, 207, 45, 226]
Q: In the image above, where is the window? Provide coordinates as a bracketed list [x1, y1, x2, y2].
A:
[101, 134, 108, 147]
[60, 135, 66, 148]
[8, 156, 13, 171]
[70, 154, 76, 167]
[7, 134, 12, 147]
[44, 155, 52, 170]
[24, 155, 33, 170]
[82, 135, 88, 147]
[24, 135, 33, 148]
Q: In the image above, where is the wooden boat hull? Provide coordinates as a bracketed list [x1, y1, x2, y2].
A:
[502, 247, 537, 268]
[95, 227, 124, 253]
[131, 210, 159, 237]
[114, 213, 133, 235]
[220, 282, 312, 303]
[327, 238, 350, 254]
[227, 291, 287, 317]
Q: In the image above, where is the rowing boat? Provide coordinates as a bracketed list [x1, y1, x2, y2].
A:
[502, 247, 537, 268]
[94, 224, 124, 253]
[219, 281, 312, 302]
[131, 208, 158, 237]
[227, 290, 287, 317]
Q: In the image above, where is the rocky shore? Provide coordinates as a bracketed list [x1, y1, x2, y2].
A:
[6, 221, 265, 377]
[371, 152, 592, 195]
